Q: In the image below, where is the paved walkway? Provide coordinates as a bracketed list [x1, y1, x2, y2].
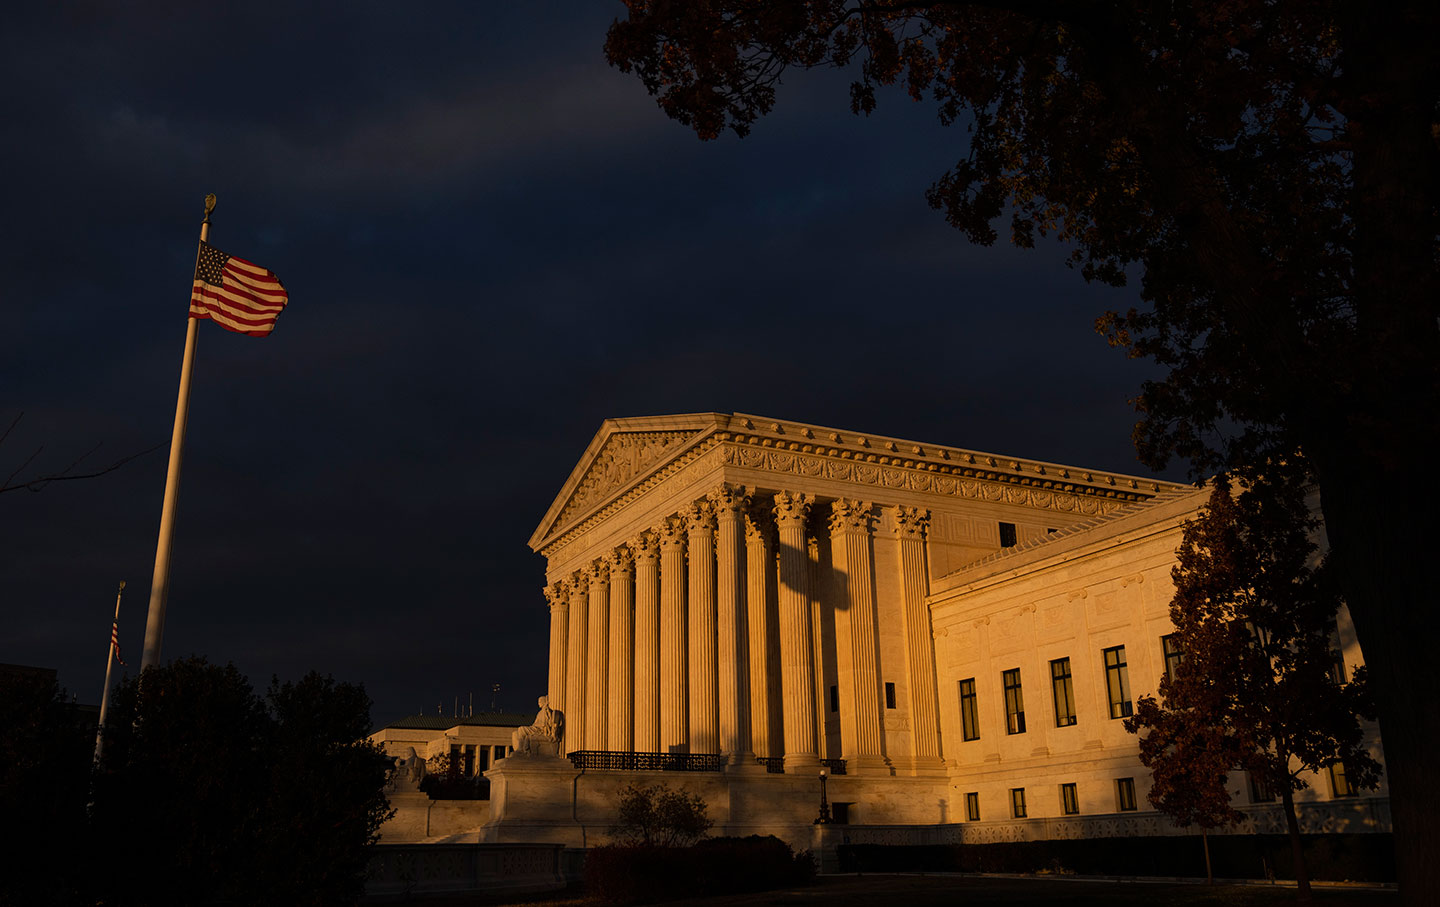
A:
[396, 873, 1396, 906]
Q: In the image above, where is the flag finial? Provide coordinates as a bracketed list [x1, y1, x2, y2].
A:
[202, 193, 218, 225]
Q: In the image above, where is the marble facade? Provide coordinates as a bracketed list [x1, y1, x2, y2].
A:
[494, 412, 1388, 844]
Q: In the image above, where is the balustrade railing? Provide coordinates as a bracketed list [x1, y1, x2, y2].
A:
[566, 751, 723, 772]
[756, 757, 785, 774]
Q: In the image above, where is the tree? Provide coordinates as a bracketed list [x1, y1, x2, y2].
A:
[610, 782, 713, 847]
[1125, 711, 1241, 885]
[1127, 471, 1381, 899]
[0, 669, 93, 907]
[603, 3, 1437, 901]
[0, 410, 162, 495]
[91, 658, 391, 906]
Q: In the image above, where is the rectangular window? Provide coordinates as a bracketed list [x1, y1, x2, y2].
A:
[998, 521, 1018, 548]
[1010, 787, 1027, 819]
[830, 684, 839, 713]
[1050, 658, 1077, 727]
[965, 791, 980, 821]
[1104, 646, 1132, 718]
[1162, 634, 1184, 681]
[1248, 772, 1275, 803]
[1002, 668, 1026, 734]
[1117, 777, 1138, 811]
[1061, 782, 1079, 816]
[885, 681, 897, 709]
[959, 678, 980, 741]
[1329, 762, 1355, 797]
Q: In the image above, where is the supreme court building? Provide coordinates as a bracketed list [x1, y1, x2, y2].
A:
[482, 412, 1388, 846]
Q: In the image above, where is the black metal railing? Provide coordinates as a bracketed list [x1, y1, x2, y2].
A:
[756, 757, 785, 774]
[567, 751, 724, 772]
[820, 758, 848, 775]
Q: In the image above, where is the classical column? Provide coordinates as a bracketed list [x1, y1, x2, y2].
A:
[632, 532, 661, 753]
[586, 560, 610, 750]
[544, 581, 569, 716]
[744, 504, 777, 759]
[773, 491, 819, 770]
[607, 546, 636, 752]
[686, 501, 719, 754]
[658, 517, 689, 752]
[892, 506, 944, 770]
[809, 531, 827, 759]
[564, 574, 589, 753]
[709, 484, 752, 764]
[831, 499, 888, 774]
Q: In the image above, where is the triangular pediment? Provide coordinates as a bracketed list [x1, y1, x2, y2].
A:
[529, 414, 726, 550]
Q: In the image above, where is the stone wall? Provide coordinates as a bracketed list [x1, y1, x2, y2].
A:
[365, 843, 572, 898]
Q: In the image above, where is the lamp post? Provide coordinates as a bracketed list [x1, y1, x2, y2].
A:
[814, 766, 832, 825]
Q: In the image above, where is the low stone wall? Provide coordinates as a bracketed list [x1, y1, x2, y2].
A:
[365, 843, 572, 899]
[808, 797, 1390, 867]
[377, 792, 492, 843]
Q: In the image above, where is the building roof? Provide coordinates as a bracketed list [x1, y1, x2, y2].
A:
[378, 712, 532, 731]
[930, 484, 1209, 595]
[531, 412, 1191, 551]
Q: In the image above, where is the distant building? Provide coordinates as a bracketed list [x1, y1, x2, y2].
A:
[479, 412, 1388, 847]
[370, 712, 531, 776]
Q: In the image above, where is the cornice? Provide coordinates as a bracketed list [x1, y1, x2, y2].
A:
[536, 413, 1189, 568]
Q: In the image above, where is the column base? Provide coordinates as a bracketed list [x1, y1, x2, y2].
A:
[846, 754, 894, 777]
[723, 752, 768, 775]
[897, 755, 950, 778]
[783, 752, 821, 773]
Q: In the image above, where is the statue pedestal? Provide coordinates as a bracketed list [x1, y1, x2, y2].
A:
[480, 755, 583, 845]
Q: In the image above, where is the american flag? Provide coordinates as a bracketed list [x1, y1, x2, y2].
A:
[189, 241, 289, 336]
[110, 620, 126, 666]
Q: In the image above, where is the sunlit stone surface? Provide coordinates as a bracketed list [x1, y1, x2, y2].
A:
[419, 413, 1389, 848]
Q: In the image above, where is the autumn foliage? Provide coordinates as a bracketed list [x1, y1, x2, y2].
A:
[605, 4, 1436, 900]
[1127, 469, 1380, 894]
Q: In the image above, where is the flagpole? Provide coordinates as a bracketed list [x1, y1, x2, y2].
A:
[94, 580, 126, 763]
[140, 194, 215, 670]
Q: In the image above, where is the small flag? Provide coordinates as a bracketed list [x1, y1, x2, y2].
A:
[110, 620, 126, 666]
[189, 241, 289, 336]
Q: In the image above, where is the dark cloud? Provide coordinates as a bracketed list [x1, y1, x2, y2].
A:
[2, 3, 1184, 726]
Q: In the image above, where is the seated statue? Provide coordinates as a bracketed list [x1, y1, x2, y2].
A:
[389, 746, 427, 792]
[510, 695, 564, 757]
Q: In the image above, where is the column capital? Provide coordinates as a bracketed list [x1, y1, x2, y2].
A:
[772, 490, 814, 528]
[569, 569, 589, 591]
[657, 516, 688, 549]
[828, 498, 874, 535]
[544, 581, 570, 610]
[589, 559, 611, 583]
[608, 545, 636, 575]
[631, 530, 660, 561]
[685, 499, 716, 533]
[890, 504, 930, 540]
[744, 500, 775, 544]
[707, 483, 748, 519]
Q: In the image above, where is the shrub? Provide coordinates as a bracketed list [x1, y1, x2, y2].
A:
[610, 782, 712, 847]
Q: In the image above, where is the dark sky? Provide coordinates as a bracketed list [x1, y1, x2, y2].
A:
[2, 2, 1185, 727]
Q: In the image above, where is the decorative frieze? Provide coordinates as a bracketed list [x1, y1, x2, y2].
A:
[540, 434, 1147, 565]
